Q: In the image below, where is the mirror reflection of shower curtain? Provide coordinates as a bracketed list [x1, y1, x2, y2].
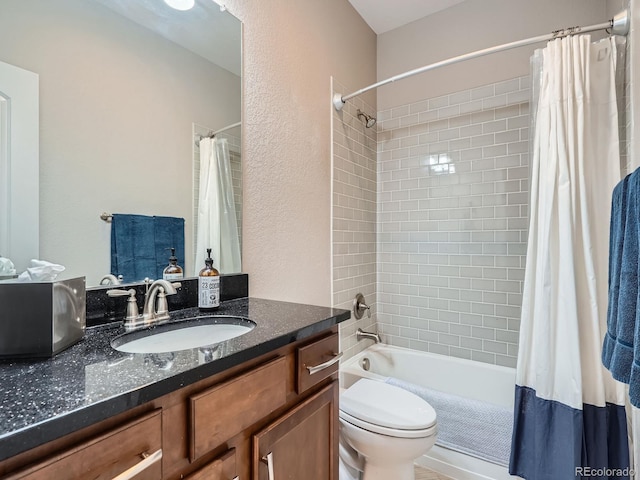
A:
[195, 137, 241, 274]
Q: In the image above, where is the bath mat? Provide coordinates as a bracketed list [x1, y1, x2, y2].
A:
[385, 377, 512, 467]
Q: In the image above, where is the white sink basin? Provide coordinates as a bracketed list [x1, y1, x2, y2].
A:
[111, 316, 255, 353]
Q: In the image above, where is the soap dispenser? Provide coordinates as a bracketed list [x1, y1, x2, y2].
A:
[198, 248, 220, 311]
[163, 247, 184, 281]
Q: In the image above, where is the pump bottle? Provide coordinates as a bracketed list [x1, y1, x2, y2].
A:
[163, 247, 184, 280]
[198, 248, 220, 311]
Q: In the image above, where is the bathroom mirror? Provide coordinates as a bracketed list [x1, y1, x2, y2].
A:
[0, 0, 242, 285]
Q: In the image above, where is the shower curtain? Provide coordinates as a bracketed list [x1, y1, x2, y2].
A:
[509, 36, 629, 479]
[195, 137, 241, 274]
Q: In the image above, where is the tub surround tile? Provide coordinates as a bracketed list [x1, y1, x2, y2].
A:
[377, 76, 529, 366]
[0, 297, 349, 461]
[332, 78, 378, 361]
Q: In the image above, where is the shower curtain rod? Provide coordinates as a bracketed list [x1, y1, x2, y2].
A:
[212, 121, 241, 135]
[333, 9, 629, 111]
[195, 121, 242, 146]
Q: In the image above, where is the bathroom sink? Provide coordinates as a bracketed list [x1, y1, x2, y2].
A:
[111, 316, 256, 354]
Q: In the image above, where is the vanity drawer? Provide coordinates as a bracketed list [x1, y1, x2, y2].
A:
[6, 409, 162, 480]
[189, 356, 287, 462]
[296, 333, 340, 394]
[185, 448, 236, 480]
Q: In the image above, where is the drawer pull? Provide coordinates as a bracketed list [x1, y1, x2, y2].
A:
[306, 352, 343, 375]
[261, 452, 275, 480]
[112, 449, 162, 480]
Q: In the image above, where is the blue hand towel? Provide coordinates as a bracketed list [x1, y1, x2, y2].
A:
[111, 214, 185, 283]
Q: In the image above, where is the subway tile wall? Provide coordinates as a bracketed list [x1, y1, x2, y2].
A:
[376, 77, 531, 368]
[334, 52, 629, 367]
[332, 79, 378, 361]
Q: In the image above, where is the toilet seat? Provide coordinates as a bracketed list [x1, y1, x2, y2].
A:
[339, 379, 437, 439]
[339, 409, 437, 439]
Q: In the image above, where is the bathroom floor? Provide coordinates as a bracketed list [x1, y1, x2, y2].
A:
[414, 465, 454, 480]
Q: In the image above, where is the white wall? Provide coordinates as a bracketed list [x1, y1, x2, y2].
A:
[377, 0, 608, 110]
[224, 0, 377, 306]
[0, 0, 241, 285]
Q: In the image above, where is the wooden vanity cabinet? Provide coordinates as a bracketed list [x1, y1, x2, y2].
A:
[1, 410, 163, 480]
[0, 327, 340, 480]
[253, 383, 338, 480]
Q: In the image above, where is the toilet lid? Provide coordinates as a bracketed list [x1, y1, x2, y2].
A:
[340, 379, 436, 430]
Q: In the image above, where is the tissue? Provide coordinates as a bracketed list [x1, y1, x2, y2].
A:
[0, 256, 16, 276]
[17, 259, 65, 282]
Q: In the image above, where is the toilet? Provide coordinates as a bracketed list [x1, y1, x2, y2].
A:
[339, 378, 437, 480]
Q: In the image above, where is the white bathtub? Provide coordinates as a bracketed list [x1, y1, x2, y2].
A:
[340, 344, 521, 480]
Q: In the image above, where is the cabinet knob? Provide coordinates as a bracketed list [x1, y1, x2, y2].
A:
[111, 449, 162, 480]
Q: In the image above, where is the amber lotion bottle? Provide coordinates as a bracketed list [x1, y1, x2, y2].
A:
[198, 248, 220, 311]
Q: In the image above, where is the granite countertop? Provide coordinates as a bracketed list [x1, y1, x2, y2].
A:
[0, 297, 350, 462]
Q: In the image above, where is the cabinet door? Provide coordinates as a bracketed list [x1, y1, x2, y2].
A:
[253, 382, 338, 480]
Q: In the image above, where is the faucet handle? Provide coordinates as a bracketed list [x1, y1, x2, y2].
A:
[155, 287, 169, 322]
[353, 293, 371, 319]
[107, 288, 140, 323]
[106, 288, 131, 298]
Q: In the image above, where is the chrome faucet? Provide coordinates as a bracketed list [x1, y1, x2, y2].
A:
[107, 279, 181, 331]
[142, 279, 180, 324]
[356, 328, 381, 344]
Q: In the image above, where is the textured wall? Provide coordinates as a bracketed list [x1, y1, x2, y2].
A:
[224, 0, 377, 306]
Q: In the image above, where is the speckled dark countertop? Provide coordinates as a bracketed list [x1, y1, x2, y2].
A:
[0, 297, 350, 461]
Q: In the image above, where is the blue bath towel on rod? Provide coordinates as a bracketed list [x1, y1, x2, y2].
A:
[111, 213, 185, 283]
[602, 167, 640, 407]
[602, 172, 635, 382]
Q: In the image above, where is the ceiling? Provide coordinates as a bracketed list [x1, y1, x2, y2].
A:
[348, 0, 467, 34]
[91, 0, 242, 76]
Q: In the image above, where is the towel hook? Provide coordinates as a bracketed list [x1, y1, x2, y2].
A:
[100, 212, 113, 223]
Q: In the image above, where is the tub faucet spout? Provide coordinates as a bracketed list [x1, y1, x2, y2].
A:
[356, 328, 381, 344]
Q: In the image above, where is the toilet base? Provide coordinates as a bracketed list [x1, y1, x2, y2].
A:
[339, 456, 360, 480]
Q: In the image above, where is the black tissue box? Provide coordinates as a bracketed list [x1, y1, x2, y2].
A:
[0, 277, 86, 358]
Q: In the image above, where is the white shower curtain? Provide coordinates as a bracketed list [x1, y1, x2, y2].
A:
[510, 35, 629, 479]
[195, 137, 241, 274]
